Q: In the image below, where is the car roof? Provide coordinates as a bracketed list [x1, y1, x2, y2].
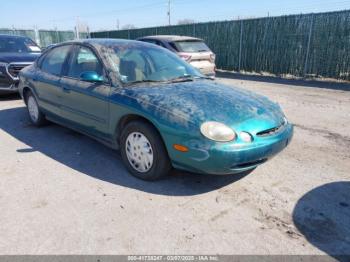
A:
[138, 35, 203, 42]
[59, 38, 150, 48]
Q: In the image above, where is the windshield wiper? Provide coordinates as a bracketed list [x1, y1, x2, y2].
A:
[167, 75, 195, 83]
[123, 79, 164, 86]
[124, 75, 212, 86]
[194, 75, 215, 80]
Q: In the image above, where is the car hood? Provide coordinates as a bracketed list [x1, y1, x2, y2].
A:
[120, 80, 285, 132]
[0, 52, 41, 63]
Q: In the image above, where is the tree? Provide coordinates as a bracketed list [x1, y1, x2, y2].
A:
[121, 24, 137, 30]
[177, 19, 195, 25]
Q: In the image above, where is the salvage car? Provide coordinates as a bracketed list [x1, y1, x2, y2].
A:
[18, 39, 293, 180]
[137, 35, 216, 77]
[0, 34, 41, 94]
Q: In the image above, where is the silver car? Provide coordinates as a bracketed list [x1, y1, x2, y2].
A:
[137, 35, 216, 77]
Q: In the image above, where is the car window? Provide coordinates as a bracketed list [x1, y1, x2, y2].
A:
[172, 41, 210, 53]
[67, 46, 103, 79]
[156, 41, 166, 48]
[141, 39, 165, 48]
[118, 49, 148, 82]
[141, 39, 157, 45]
[147, 49, 178, 71]
[40, 45, 71, 75]
[169, 42, 179, 51]
[0, 37, 41, 53]
[113, 45, 202, 84]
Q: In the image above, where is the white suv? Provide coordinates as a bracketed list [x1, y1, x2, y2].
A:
[138, 35, 216, 77]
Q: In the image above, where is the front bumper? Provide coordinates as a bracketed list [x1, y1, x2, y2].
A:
[0, 66, 17, 93]
[171, 123, 294, 175]
[0, 62, 32, 94]
[0, 74, 18, 94]
[0, 84, 19, 94]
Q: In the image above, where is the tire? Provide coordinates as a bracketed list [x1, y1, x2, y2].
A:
[25, 91, 47, 127]
[120, 120, 172, 181]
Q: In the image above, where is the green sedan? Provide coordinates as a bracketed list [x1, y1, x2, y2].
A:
[18, 39, 293, 181]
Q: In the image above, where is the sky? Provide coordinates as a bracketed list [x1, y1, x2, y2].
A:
[1, 0, 350, 31]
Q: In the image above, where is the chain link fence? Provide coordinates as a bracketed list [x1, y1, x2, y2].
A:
[91, 10, 350, 81]
[0, 28, 89, 48]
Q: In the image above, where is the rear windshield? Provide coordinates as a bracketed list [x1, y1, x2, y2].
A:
[0, 37, 41, 53]
[172, 40, 210, 53]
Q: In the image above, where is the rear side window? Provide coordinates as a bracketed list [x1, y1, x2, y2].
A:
[140, 39, 157, 45]
[156, 41, 166, 48]
[40, 45, 71, 75]
[67, 46, 103, 79]
[140, 39, 165, 48]
[172, 41, 210, 53]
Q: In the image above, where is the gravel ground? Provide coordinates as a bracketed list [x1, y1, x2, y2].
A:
[0, 76, 349, 257]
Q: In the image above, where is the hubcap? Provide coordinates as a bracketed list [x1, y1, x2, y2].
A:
[27, 96, 39, 122]
[125, 132, 154, 173]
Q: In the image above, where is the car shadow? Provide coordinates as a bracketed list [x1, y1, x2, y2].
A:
[216, 71, 350, 91]
[293, 182, 350, 261]
[0, 93, 21, 101]
[0, 106, 250, 196]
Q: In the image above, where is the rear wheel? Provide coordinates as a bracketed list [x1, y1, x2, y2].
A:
[120, 121, 171, 181]
[25, 91, 47, 127]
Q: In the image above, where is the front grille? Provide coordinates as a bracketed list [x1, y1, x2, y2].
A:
[232, 158, 267, 169]
[256, 119, 287, 137]
[7, 63, 31, 78]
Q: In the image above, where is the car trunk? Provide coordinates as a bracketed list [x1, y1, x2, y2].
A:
[171, 40, 215, 75]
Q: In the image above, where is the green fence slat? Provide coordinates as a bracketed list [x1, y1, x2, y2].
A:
[91, 10, 350, 80]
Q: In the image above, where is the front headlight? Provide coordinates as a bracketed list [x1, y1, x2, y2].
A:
[200, 121, 236, 142]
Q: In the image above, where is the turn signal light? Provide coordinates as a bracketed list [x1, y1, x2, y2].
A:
[173, 144, 189, 152]
[210, 53, 216, 62]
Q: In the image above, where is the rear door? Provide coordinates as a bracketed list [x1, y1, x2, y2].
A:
[59, 45, 111, 139]
[34, 45, 71, 116]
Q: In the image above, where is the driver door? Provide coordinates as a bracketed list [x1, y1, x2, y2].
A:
[59, 45, 111, 140]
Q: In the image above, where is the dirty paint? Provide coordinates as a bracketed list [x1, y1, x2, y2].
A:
[18, 39, 293, 175]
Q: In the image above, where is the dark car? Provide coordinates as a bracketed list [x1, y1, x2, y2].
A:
[137, 35, 216, 77]
[18, 39, 292, 181]
[0, 34, 41, 94]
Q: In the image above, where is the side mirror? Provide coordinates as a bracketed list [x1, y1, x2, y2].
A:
[80, 71, 104, 82]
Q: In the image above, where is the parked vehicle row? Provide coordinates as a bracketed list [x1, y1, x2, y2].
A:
[0, 34, 215, 96]
[18, 39, 293, 180]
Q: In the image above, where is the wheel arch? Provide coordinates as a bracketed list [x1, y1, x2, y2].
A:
[116, 114, 158, 142]
[115, 114, 170, 155]
[22, 86, 31, 104]
[21, 86, 38, 105]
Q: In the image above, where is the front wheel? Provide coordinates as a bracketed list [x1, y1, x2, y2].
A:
[25, 91, 47, 127]
[120, 121, 172, 181]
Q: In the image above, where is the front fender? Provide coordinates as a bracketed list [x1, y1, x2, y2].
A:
[18, 67, 39, 102]
[108, 90, 202, 154]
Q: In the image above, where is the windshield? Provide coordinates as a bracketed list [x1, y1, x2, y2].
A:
[172, 40, 210, 53]
[0, 37, 41, 53]
[112, 45, 204, 84]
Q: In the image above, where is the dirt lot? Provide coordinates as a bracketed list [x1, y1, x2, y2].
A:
[0, 76, 349, 257]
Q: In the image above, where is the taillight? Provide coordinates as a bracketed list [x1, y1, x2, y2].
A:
[210, 53, 216, 62]
[179, 54, 192, 61]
